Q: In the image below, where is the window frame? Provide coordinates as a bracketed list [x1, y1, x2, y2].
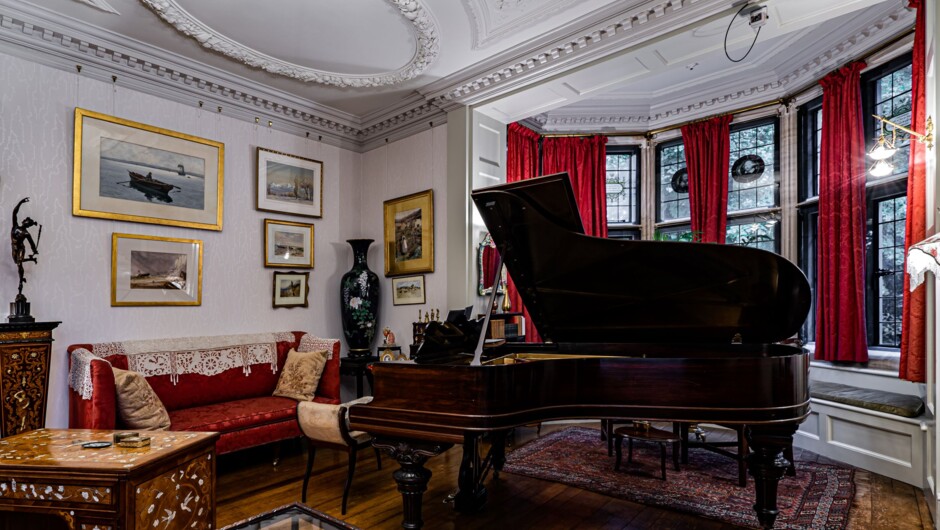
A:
[654, 138, 688, 225]
[605, 144, 642, 228]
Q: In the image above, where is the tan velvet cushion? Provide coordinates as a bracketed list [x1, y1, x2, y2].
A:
[273, 349, 328, 401]
[111, 367, 171, 430]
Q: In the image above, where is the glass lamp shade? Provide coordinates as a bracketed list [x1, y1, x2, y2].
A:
[868, 136, 897, 160]
[869, 159, 894, 178]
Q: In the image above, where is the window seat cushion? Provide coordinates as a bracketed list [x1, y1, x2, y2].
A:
[810, 381, 925, 418]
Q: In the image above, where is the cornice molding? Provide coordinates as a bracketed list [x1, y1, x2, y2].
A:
[139, 0, 439, 88]
[462, 0, 580, 50]
[73, 0, 119, 15]
[537, 3, 912, 133]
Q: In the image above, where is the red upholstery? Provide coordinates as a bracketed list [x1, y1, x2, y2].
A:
[66, 332, 341, 455]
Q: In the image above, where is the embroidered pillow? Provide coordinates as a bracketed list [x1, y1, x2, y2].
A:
[273, 349, 328, 401]
[112, 367, 171, 430]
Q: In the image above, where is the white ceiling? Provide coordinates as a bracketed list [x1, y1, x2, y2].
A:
[0, 0, 912, 149]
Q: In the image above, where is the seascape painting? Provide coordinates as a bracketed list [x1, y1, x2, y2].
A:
[264, 161, 316, 206]
[99, 138, 206, 209]
[394, 207, 423, 262]
[274, 230, 305, 258]
[130, 250, 187, 290]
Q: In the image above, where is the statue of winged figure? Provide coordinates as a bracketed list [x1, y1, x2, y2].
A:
[11, 197, 41, 298]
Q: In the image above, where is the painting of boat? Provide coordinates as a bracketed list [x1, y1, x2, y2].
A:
[128, 171, 176, 193]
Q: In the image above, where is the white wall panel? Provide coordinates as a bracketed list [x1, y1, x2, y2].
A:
[0, 51, 360, 427]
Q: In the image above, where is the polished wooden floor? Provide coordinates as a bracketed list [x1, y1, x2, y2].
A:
[217, 422, 934, 529]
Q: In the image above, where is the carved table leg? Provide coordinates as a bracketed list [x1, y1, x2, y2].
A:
[372, 436, 453, 530]
[745, 424, 797, 530]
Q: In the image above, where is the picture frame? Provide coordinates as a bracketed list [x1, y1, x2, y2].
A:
[74, 108, 224, 231]
[264, 219, 314, 268]
[256, 147, 323, 218]
[273, 271, 310, 308]
[111, 233, 203, 306]
[391, 275, 426, 305]
[383, 189, 434, 276]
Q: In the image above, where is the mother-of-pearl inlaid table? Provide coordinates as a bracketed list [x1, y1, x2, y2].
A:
[0, 429, 218, 530]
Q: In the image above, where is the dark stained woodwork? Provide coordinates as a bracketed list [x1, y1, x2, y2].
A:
[0, 321, 59, 438]
[348, 173, 813, 530]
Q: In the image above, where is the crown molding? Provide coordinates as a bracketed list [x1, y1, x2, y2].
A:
[462, 0, 582, 50]
[139, 0, 439, 88]
[73, 0, 119, 15]
[0, 1, 454, 152]
[536, 3, 912, 133]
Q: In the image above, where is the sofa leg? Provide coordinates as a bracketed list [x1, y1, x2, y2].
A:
[302, 441, 316, 504]
[272, 441, 283, 467]
[342, 447, 358, 515]
[373, 446, 383, 470]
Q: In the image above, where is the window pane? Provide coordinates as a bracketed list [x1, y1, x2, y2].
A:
[869, 64, 913, 181]
[655, 225, 694, 242]
[872, 195, 907, 347]
[729, 122, 777, 213]
[606, 151, 639, 224]
[726, 219, 778, 252]
[658, 143, 689, 222]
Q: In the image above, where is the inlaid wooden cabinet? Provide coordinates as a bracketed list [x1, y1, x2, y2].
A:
[0, 321, 59, 438]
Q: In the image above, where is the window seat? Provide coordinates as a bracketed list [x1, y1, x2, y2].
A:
[810, 381, 925, 418]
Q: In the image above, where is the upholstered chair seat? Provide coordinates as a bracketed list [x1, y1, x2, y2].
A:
[297, 396, 381, 514]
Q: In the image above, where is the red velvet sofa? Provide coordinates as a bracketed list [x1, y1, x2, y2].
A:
[67, 331, 340, 455]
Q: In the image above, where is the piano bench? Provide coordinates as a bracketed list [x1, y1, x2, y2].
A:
[810, 382, 925, 418]
[613, 424, 681, 480]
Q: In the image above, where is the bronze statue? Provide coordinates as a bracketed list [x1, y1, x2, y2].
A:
[11, 198, 40, 297]
[10, 198, 40, 322]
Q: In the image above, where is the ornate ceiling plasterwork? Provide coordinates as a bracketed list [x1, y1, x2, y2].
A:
[139, 0, 439, 88]
[462, 0, 580, 49]
[73, 0, 119, 15]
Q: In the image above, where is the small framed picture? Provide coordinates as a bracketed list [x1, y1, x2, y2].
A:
[391, 275, 426, 306]
[273, 271, 309, 308]
[264, 219, 314, 268]
[256, 147, 323, 218]
[111, 233, 203, 306]
[383, 189, 433, 276]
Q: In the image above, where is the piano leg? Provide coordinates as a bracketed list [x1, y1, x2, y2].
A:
[455, 433, 488, 513]
[490, 430, 508, 478]
[745, 424, 798, 530]
[372, 436, 453, 530]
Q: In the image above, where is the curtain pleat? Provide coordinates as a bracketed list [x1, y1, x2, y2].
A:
[816, 62, 869, 363]
[682, 115, 733, 243]
[505, 123, 541, 342]
[900, 0, 927, 382]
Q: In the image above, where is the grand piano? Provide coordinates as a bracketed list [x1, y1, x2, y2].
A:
[348, 172, 812, 529]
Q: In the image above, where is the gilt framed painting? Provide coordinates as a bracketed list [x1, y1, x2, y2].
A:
[73, 108, 224, 231]
[111, 233, 203, 306]
[264, 219, 314, 268]
[383, 189, 433, 276]
[256, 147, 323, 218]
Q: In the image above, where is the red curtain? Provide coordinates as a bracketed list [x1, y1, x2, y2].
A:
[816, 62, 869, 363]
[542, 136, 609, 238]
[900, 0, 927, 381]
[682, 115, 733, 243]
[505, 123, 541, 341]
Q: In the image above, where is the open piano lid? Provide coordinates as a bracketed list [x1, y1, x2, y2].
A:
[470, 172, 811, 345]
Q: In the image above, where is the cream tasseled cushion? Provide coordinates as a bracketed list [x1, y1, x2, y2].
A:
[297, 396, 373, 445]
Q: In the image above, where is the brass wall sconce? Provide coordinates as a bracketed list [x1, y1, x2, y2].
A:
[868, 114, 934, 177]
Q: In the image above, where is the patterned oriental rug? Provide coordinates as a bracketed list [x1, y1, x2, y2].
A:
[502, 427, 854, 529]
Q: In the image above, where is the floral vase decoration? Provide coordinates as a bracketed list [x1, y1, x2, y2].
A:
[341, 239, 379, 357]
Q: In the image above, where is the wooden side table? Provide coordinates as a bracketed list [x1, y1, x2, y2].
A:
[614, 424, 681, 480]
[340, 354, 378, 398]
[0, 321, 59, 438]
[0, 429, 218, 529]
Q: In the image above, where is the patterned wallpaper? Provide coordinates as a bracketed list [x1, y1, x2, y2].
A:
[0, 51, 363, 426]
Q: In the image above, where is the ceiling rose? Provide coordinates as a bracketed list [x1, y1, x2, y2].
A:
[140, 0, 439, 88]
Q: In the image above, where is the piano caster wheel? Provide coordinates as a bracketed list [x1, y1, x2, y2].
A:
[444, 491, 457, 504]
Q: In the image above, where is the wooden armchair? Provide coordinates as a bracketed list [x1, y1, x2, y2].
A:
[297, 396, 382, 514]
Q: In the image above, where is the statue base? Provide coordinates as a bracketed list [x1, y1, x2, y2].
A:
[8, 300, 34, 323]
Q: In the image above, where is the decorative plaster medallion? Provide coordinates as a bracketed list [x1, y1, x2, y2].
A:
[139, 0, 439, 88]
[72, 0, 120, 15]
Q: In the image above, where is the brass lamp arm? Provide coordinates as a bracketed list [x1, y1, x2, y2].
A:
[873, 114, 934, 149]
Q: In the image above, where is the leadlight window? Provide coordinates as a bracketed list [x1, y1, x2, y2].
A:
[871, 195, 907, 346]
[868, 62, 913, 181]
[606, 146, 640, 225]
[728, 122, 777, 213]
[725, 217, 778, 252]
[657, 141, 689, 222]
